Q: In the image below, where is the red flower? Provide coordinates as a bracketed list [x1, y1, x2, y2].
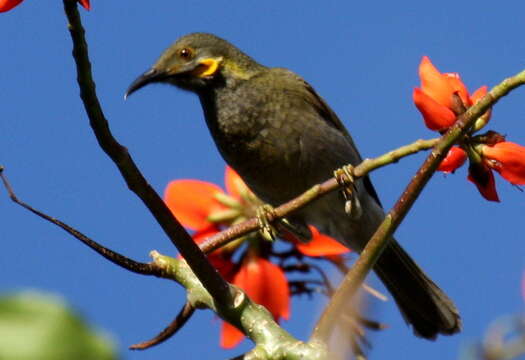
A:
[0, 0, 23, 12]
[481, 141, 525, 185]
[221, 254, 290, 348]
[295, 225, 349, 257]
[413, 56, 489, 131]
[77, 0, 90, 10]
[0, 0, 90, 12]
[466, 141, 525, 202]
[468, 163, 500, 202]
[438, 146, 467, 173]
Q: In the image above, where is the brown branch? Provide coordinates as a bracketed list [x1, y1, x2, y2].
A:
[130, 302, 195, 350]
[311, 68, 525, 342]
[0, 167, 157, 276]
[62, 0, 232, 306]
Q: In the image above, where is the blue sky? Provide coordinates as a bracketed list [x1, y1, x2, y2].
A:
[1, 1, 524, 359]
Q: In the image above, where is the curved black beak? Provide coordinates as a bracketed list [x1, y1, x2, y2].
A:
[125, 68, 169, 99]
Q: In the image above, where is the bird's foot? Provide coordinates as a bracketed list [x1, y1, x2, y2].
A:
[334, 165, 362, 220]
[256, 204, 278, 241]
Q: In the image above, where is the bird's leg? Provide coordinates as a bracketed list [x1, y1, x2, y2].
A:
[334, 165, 362, 220]
[256, 204, 279, 241]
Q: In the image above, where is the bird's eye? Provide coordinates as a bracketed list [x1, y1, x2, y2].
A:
[178, 48, 193, 60]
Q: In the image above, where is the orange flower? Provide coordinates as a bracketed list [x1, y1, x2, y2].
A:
[481, 141, 525, 185]
[221, 254, 290, 348]
[165, 179, 229, 231]
[0, 0, 90, 12]
[438, 146, 467, 173]
[413, 56, 489, 131]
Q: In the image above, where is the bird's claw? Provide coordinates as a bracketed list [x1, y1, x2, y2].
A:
[334, 165, 362, 220]
[256, 204, 278, 241]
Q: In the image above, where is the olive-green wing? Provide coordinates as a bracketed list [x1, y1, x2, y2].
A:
[300, 77, 383, 207]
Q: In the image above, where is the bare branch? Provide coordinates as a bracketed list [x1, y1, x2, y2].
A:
[150, 251, 331, 359]
[0, 167, 157, 276]
[61, 0, 232, 306]
[130, 302, 195, 350]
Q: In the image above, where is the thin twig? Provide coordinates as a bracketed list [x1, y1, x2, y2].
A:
[0, 167, 157, 275]
[62, 0, 232, 305]
[130, 302, 195, 350]
[311, 68, 525, 342]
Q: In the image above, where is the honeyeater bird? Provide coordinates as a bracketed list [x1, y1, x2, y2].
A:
[126, 32, 460, 339]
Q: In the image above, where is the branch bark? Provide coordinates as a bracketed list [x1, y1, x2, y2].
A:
[150, 251, 332, 360]
[62, 0, 232, 306]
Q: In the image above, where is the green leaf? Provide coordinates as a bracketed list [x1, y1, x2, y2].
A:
[0, 291, 117, 360]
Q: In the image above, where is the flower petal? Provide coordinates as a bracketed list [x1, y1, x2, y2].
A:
[233, 255, 290, 321]
[220, 321, 244, 349]
[78, 0, 91, 10]
[470, 85, 488, 104]
[164, 180, 226, 230]
[470, 86, 492, 128]
[482, 142, 525, 185]
[209, 254, 236, 281]
[296, 226, 350, 257]
[224, 166, 248, 199]
[437, 147, 467, 173]
[413, 88, 457, 131]
[444, 73, 471, 107]
[419, 56, 455, 108]
[468, 163, 500, 202]
[0, 0, 24, 12]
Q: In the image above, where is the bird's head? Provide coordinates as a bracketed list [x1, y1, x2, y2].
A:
[125, 33, 262, 98]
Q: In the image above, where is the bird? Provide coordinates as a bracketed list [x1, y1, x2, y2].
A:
[125, 32, 461, 339]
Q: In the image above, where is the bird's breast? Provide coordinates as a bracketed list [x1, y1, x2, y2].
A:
[199, 88, 310, 203]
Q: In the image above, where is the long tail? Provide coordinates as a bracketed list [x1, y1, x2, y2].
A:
[374, 240, 461, 339]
